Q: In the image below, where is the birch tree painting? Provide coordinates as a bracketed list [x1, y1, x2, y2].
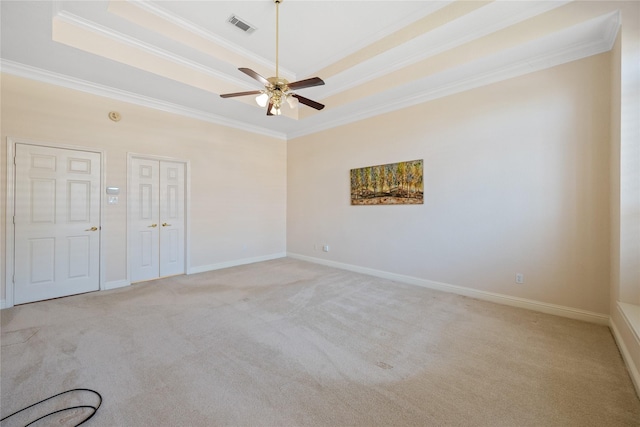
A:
[350, 159, 423, 205]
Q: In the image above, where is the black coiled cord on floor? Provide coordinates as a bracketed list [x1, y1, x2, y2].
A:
[0, 388, 102, 427]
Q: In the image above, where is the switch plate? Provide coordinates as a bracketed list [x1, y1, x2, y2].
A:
[323, 245, 329, 252]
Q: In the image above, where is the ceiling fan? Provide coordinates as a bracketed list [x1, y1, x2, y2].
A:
[220, 0, 325, 116]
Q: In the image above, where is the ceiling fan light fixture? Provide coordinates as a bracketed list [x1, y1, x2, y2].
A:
[270, 105, 282, 115]
[219, 0, 325, 116]
[256, 92, 270, 107]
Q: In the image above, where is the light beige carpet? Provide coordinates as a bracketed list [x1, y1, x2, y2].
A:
[1, 258, 639, 426]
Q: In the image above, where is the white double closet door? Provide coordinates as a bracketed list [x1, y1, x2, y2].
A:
[130, 157, 185, 283]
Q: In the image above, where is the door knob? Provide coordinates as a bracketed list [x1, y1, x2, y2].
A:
[148, 224, 158, 228]
[162, 223, 171, 227]
[85, 226, 98, 231]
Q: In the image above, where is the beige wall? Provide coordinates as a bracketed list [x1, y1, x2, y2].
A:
[288, 53, 612, 315]
[1, 74, 287, 302]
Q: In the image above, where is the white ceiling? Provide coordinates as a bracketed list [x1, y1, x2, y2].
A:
[1, 1, 621, 140]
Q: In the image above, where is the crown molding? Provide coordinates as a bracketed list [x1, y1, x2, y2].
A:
[0, 60, 287, 140]
[54, 11, 252, 89]
[287, 11, 620, 140]
[320, 0, 571, 99]
[124, 0, 297, 81]
[603, 10, 622, 51]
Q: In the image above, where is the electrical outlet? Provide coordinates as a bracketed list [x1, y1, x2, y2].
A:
[515, 273, 524, 284]
[323, 245, 329, 252]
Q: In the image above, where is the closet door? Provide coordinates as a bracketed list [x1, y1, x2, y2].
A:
[14, 144, 101, 304]
[129, 157, 186, 283]
[130, 158, 160, 283]
[159, 161, 185, 277]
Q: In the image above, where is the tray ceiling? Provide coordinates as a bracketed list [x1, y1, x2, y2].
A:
[1, 1, 620, 139]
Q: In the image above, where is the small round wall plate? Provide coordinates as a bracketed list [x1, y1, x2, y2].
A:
[108, 111, 121, 122]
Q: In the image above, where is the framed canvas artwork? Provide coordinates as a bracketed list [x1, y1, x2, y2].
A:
[350, 159, 423, 205]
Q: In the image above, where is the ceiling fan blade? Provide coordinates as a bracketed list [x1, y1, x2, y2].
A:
[239, 68, 270, 87]
[288, 77, 325, 90]
[266, 101, 274, 116]
[220, 90, 263, 98]
[292, 94, 325, 110]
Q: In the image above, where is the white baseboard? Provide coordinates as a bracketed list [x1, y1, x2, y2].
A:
[0, 281, 129, 308]
[103, 279, 131, 290]
[3, 254, 285, 305]
[188, 252, 287, 275]
[611, 304, 640, 397]
[287, 253, 610, 325]
[618, 302, 640, 343]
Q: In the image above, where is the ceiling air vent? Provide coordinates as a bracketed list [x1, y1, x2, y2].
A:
[228, 15, 256, 34]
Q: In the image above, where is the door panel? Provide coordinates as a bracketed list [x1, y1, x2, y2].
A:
[31, 179, 56, 223]
[29, 238, 55, 284]
[14, 144, 101, 304]
[169, 229, 178, 262]
[31, 154, 56, 170]
[68, 235, 90, 278]
[68, 157, 91, 173]
[141, 185, 154, 219]
[68, 180, 91, 221]
[141, 231, 154, 266]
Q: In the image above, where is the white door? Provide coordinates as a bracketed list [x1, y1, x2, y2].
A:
[14, 144, 101, 304]
[159, 161, 185, 277]
[130, 158, 160, 282]
[130, 157, 185, 282]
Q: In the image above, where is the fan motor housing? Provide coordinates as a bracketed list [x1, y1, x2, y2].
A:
[267, 76, 290, 92]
